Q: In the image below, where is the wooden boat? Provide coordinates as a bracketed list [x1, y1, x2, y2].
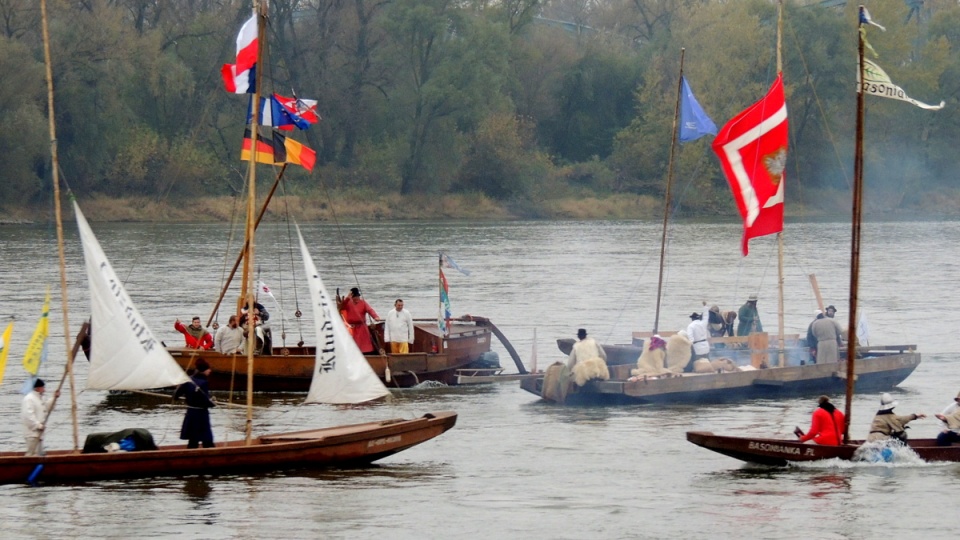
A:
[524, 16, 924, 406]
[0, 412, 456, 484]
[686, 7, 950, 465]
[168, 315, 523, 390]
[521, 345, 919, 405]
[12, 1, 456, 485]
[686, 431, 960, 467]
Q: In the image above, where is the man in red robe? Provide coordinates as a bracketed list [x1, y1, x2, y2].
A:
[174, 316, 214, 350]
[342, 288, 380, 354]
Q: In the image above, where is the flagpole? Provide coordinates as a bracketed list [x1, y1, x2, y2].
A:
[653, 47, 685, 334]
[241, 0, 266, 445]
[438, 253, 443, 335]
[844, 6, 868, 444]
[41, 0, 80, 452]
[775, 0, 786, 367]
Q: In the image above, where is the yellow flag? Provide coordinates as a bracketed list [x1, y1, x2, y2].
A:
[0, 322, 12, 386]
[23, 291, 50, 376]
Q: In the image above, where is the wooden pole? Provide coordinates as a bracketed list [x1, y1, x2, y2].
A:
[206, 164, 287, 328]
[40, 0, 80, 452]
[844, 6, 868, 444]
[242, 1, 267, 445]
[808, 274, 825, 312]
[654, 47, 685, 334]
[775, 0, 785, 368]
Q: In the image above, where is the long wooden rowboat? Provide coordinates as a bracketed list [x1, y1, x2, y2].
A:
[686, 430, 960, 467]
[0, 411, 456, 485]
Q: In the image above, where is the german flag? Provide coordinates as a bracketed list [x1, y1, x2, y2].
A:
[240, 128, 286, 164]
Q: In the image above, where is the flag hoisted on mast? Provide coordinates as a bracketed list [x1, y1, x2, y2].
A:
[439, 268, 452, 336]
[678, 77, 717, 143]
[22, 290, 50, 383]
[221, 14, 258, 93]
[712, 74, 788, 256]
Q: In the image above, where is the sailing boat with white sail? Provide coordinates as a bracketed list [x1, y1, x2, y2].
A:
[0, 0, 455, 485]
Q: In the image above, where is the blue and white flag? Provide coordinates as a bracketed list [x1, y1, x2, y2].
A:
[679, 77, 717, 143]
[440, 252, 471, 276]
[859, 6, 886, 31]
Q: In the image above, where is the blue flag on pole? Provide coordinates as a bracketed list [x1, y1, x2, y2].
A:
[678, 77, 717, 143]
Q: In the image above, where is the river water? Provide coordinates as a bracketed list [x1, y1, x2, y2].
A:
[1, 218, 959, 539]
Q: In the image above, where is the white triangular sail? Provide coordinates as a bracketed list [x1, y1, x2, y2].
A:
[74, 201, 190, 390]
[297, 227, 389, 404]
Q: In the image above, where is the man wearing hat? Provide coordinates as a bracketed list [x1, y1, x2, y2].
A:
[810, 309, 844, 363]
[736, 295, 763, 336]
[21, 378, 60, 456]
[824, 305, 837, 318]
[685, 310, 710, 371]
[173, 359, 216, 448]
[341, 287, 381, 354]
[866, 393, 925, 442]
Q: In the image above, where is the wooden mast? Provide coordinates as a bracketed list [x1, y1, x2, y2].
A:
[242, 1, 267, 444]
[653, 48, 685, 334]
[844, 5, 868, 444]
[40, 0, 80, 451]
[774, 0, 786, 367]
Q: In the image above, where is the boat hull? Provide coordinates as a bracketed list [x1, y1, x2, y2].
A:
[520, 349, 920, 405]
[686, 431, 960, 466]
[169, 320, 493, 390]
[0, 411, 456, 485]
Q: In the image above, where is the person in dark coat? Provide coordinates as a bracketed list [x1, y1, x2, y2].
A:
[173, 359, 216, 448]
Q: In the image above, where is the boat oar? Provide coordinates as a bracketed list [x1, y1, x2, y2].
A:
[128, 389, 272, 410]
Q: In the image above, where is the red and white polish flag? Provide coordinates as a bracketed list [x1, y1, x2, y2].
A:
[221, 14, 258, 93]
[712, 73, 788, 256]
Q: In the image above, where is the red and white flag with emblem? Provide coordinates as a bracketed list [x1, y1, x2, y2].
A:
[712, 73, 788, 256]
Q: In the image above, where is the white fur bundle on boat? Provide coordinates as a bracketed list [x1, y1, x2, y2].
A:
[665, 333, 692, 373]
[572, 357, 610, 386]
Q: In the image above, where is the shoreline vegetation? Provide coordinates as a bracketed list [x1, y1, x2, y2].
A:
[4, 189, 960, 224]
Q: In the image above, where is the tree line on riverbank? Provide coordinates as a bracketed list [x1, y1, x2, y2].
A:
[3, 0, 959, 218]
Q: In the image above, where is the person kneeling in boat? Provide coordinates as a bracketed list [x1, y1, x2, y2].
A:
[567, 328, 609, 385]
[795, 395, 844, 446]
[866, 393, 925, 443]
[173, 359, 216, 449]
[935, 390, 960, 446]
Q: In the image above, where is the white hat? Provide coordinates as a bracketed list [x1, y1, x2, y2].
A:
[880, 392, 897, 410]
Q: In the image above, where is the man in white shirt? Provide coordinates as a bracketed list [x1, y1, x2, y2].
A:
[21, 378, 59, 456]
[685, 311, 710, 371]
[384, 299, 414, 354]
[215, 315, 245, 354]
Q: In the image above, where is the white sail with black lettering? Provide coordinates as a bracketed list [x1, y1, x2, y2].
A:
[75, 201, 190, 390]
[297, 227, 389, 404]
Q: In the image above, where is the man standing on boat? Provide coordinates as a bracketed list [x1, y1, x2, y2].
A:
[736, 295, 762, 336]
[384, 299, 414, 354]
[173, 359, 216, 449]
[806, 310, 824, 363]
[685, 311, 710, 371]
[810, 313, 843, 364]
[215, 315, 245, 354]
[21, 378, 59, 456]
[343, 288, 381, 354]
[174, 316, 214, 350]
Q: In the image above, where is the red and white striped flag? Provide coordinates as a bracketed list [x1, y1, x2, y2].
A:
[221, 14, 258, 93]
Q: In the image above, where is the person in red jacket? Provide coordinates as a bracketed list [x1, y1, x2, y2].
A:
[796, 395, 845, 445]
[174, 316, 214, 350]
